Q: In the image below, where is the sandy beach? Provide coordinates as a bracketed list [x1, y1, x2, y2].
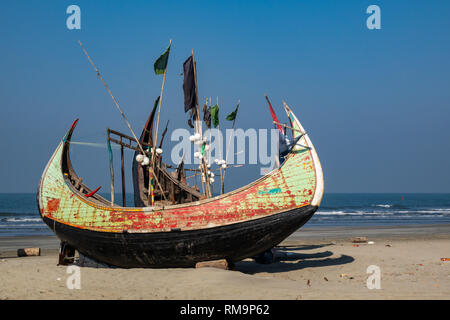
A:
[0, 224, 449, 300]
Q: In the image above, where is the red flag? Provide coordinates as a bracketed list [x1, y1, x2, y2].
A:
[265, 95, 283, 133]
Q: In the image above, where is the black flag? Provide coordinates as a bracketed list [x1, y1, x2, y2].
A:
[183, 56, 196, 113]
[203, 103, 211, 128]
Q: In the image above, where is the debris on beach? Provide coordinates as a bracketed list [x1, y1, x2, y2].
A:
[440, 258, 450, 262]
[352, 244, 360, 247]
[368, 241, 375, 245]
[385, 244, 392, 247]
[306, 279, 311, 287]
[324, 277, 329, 281]
[195, 259, 229, 270]
[351, 237, 367, 243]
[17, 248, 40, 257]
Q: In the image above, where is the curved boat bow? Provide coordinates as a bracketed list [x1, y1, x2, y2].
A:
[37, 107, 324, 268]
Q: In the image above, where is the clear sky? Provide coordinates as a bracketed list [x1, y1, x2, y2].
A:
[1, 0, 449, 193]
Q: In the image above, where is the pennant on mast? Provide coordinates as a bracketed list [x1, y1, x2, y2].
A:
[154, 43, 171, 75]
[265, 94, 284, 133]
[210, 104, 219, 128]
[183, 56, 197, 113]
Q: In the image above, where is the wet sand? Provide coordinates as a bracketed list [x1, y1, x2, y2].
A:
[0, 224, 449, 300]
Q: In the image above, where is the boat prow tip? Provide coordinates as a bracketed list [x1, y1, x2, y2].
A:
[63, 118, 79, 143]
[71, 118, 79, 130]
[282, 101, 324, 207]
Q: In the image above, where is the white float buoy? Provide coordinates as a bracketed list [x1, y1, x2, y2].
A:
[136, 154, 144, 163]
[142, 156, 150, 166]
[156, 148, 163, 154]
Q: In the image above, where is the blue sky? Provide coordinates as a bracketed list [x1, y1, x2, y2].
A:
[0, 0, 449, 193]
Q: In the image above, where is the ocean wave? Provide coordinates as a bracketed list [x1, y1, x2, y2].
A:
[374, 204, 392, 208]
[316, 211, 394, 216]
[315, 209, 450, 217]
[397, 210, 450, 215]
[0, 211, 36, 217]
[0, 224, 46, 228]
[2, 217, 41, 223]
[422, 208, 450, 212]
[392, 215, 445, 218]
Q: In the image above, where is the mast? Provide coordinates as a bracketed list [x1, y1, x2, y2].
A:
[149, 40, 172, 206]
[222, 100, 240, 195]
[191, 50, 212, 198]
[216, 96, 224, 195]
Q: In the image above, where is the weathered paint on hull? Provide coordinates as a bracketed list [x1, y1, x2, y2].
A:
[37, 105, 324, 268]
[41, 205, 317, 268]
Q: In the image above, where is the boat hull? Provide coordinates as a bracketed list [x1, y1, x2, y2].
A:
[41, 205, 317, 268]
[38, 102, 324, 268]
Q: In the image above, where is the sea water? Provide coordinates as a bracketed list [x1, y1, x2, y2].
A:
[1, 193, 449, 236]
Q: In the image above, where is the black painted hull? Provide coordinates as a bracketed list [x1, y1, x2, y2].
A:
[42, 205, 317, 268]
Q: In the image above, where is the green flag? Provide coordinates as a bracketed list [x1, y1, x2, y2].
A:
[154, 43, 171, 75]
[210, 104, 220, 128]
[226, 102, 240, 122]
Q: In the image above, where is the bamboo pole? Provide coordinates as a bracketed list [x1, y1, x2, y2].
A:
[208, 98, 213, 193]
[120, 145, 126, 207]
[216, 97, 225, 194]
[153, 39, 172, 159]
[192, 50, 212, 198]
[149, 169, 154, 206]
[78, 40, 145, 156]
[106, 129, 114, 206]
[222, 100, 240, 194]
[208, 97, 212, 162]
[78, 40, 167, 205]
[149, 40, 172, 206]
[194, 170, 197, 189]
[272, 121, 305, 134]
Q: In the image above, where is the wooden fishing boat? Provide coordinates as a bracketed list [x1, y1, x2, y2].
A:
[37, 101, 324, 268]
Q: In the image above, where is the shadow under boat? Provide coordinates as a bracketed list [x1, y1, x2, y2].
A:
[236, 245, 355, 274]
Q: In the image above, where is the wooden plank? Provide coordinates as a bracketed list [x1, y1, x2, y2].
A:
[195, 259, 229, 270]
[17, 248, 40, 257]
[120, 145, 126, 207]
[351, 237, 367, 243]
[171, 180, 175, 204]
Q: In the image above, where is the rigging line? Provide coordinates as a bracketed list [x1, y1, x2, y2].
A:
[77, 40, 146, 157]
[69, 141, 135, 151]
[78, 40, 168, 204]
